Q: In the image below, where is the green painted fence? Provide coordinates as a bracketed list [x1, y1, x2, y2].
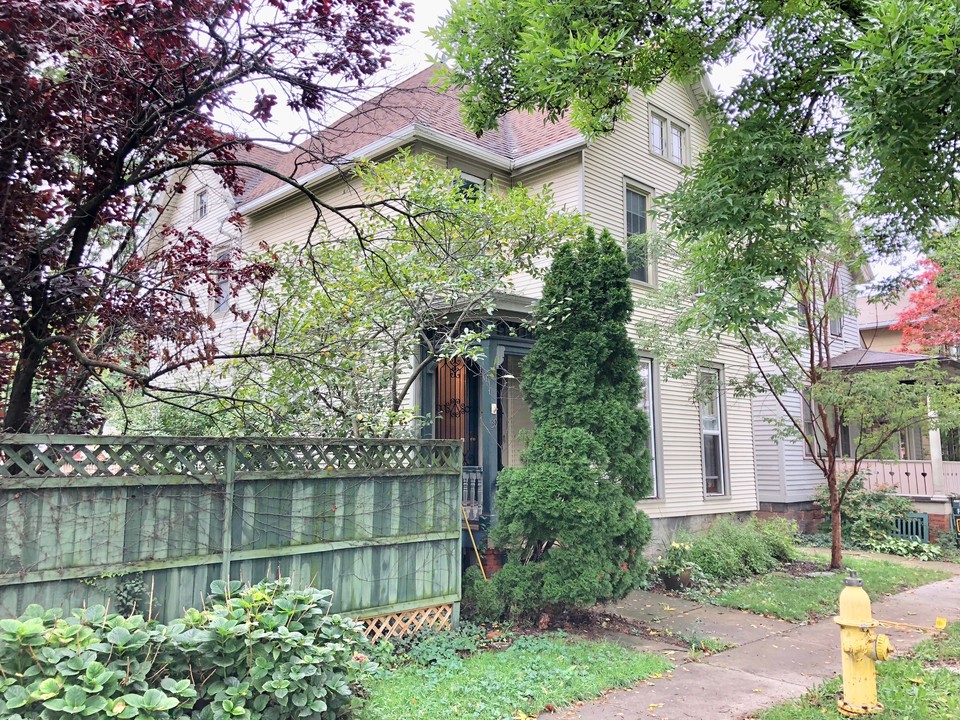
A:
[0, 436, 462, 622]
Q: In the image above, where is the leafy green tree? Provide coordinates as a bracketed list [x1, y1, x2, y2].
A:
[113, 152, 584, 437]
[492, 228, 652, 616]
[433, 0, 960, 241]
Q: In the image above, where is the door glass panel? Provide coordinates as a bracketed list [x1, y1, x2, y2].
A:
[501, 354, 533, 468]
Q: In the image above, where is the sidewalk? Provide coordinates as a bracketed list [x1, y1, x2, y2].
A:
[563, 571, 960, 720]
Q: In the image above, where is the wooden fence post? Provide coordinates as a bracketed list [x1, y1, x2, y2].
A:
[220, 441, 236, 581]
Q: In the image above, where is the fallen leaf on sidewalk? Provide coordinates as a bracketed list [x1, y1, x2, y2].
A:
[753, 688, 763, 693]
[647, 703, 664, 712]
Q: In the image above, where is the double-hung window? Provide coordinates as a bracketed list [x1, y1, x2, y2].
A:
[625, 187, 650, 283]
[699, 367, 725, 495]
[213, 249, 231, 314]
[639, 357, 658, 498]
[650, 110, 688, 166]
[195, 189, 208, 221]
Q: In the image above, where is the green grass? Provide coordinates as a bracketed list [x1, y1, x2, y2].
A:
[712, 557, 949, 622]
[359, 634, 672, 720]
[915, 622, 960, 664]
[758, 623, 960, 719]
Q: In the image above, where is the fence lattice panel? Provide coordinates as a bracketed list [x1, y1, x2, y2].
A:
[0, 436, 462, 626]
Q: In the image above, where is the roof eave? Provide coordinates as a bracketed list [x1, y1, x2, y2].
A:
[238, 124, 418, 215]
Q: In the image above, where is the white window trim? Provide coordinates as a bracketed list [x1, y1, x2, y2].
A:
[623, 179, 656, 287]
[194, 189, 208, 221]
[649, 106, 689, 167]
[639, 357, 660, 499]
[699, 366, 728, 497]
[211, 247, 231, 314]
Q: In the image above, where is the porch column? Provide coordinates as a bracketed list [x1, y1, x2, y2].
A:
[929, 400, 946, 498]
[479, 339, 499, 522]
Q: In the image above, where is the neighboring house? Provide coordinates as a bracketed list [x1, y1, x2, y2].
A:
[857, 294, 914, 353]
[158, 66, 760, 550]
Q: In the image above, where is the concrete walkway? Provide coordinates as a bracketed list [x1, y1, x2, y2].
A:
[562, 570, 960, 720]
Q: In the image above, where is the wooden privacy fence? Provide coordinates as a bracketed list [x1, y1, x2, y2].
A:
[0, 435, 462, 638]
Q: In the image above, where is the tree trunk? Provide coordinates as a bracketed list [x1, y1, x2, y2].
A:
[4, 333, 45, 433]
[829, 476, 843, 570]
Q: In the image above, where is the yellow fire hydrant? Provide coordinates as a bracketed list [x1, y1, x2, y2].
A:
[833, 570, 895, 716]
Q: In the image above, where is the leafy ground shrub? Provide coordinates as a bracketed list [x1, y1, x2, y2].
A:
[683, 517, 794, 582]
[0, 604, 195, 719]
[0, 578, 376, 720]
[815, 478, 913, 547]
[814, 480, 946, 560]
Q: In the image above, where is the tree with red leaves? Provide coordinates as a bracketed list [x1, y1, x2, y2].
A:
[895, 259, 960, 355]
[0, 0, 412, 433]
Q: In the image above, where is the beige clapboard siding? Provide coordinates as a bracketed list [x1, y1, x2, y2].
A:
[506, 153, 584, 299]
[577, 81, 756, 517]
[638, 339, 759, 520]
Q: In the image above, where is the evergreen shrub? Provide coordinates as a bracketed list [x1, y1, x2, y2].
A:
[492, 228, 653, 617]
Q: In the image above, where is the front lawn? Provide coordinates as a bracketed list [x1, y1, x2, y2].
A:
[359, 633, 672, 720]
[713, 557, 949, 622]
[756, 623, 960, 719]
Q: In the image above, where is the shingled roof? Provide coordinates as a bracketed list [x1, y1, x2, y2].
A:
[241, 66, 582, 206]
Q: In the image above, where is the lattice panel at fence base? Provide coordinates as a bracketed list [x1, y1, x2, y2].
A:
[362, 603, 454, 642]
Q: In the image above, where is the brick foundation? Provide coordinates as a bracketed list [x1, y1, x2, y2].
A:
[757, 501, 824, 534]
[928, 512, 952, 542]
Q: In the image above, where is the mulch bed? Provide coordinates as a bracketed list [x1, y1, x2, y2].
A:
[550, 608, 690, 649]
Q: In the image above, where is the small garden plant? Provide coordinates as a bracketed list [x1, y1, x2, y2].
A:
[0, 578, 377, 720]
[813, 479, 943, 560]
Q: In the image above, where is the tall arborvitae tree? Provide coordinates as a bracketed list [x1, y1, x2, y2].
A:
[492, 228, 652, 616]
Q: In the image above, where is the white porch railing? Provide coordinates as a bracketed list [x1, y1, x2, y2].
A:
[844, 460, 936, 497]
[944, 461, 960, 495]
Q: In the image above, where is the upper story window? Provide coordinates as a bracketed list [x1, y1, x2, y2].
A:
[212, 249, 230, 314]
[195, 189, 208, 221]
[455, 171, 485, 196]
[625, 187, 650, 283]
[650, 109, 688, 166]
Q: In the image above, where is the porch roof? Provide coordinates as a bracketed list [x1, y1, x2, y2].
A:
[830, 348, 960, 372]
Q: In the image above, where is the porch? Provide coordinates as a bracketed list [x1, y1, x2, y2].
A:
[845, 459, 960, 498]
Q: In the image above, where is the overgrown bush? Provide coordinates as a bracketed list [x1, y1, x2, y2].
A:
[815, 478, 913, 548]
[0, 578, 377, 720]
[812, 478, 947, 560]
[493, 229, 653, 618]
[683, 517, 796, 582]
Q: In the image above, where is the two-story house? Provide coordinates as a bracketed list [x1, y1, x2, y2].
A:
[158, 66, 761, 549]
